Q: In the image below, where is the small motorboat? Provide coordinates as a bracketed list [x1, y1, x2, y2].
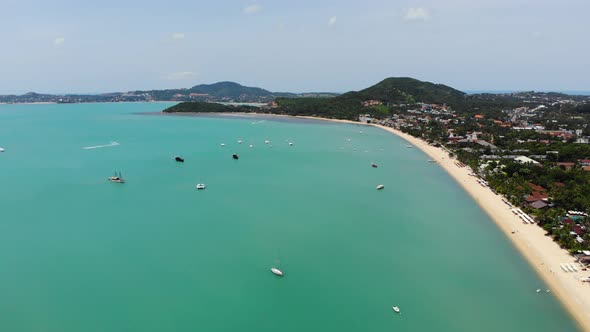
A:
[232, 154, 239, 160]
[393, 306, 400, 314]
[0, 147, 4, 152]
[271, 268, 284, 276]
[220, 143, 225, 147]
[265, 140, 270, 144]
[536, 289, 541, 293]
[288, 142, 293, 146]
[249, 144, 254, 148]
[196, 183, 206, 190]
[371, 163, 378, 168]
[108, 171, 125, 184]
[405, 145, 413, 148]
[237, 140, 243, 144]
[376, 184, 385, 190]
[175, 156, 184, 162]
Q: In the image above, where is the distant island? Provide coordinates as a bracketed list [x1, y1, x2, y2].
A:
[0, 81, 339, 104]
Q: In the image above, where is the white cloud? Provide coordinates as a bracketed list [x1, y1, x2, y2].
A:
[172, 32, 185, 40]
[328, 16, 337, 27]
[166, 71, 197, 80]
[243, 4, 262, 15]
[54, 37, 65, 45]
[405, 7, 430, 21]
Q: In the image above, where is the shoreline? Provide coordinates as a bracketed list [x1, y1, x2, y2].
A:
[309, 116, 590, 331]
[372, 124, 590, 331]
[160, 111, 590, 330]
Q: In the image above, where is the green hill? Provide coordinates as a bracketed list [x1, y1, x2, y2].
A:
[188, 81, 273, 99]
[274, 77, 469, 120]
[347, 77, 466, 106]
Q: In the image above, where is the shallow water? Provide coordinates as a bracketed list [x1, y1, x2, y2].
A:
[0, 103, 579, 331]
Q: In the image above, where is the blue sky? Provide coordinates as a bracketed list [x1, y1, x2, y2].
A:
[1, 0, 589, 94]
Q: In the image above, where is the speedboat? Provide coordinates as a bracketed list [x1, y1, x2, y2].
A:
[393, 306, 400, 314]
[376, 184, 385, 190]
[196, 183, 206, 190]
[175, 156, 184, 162]
[271, 268, 284, 276]
[371, 163, 378, 168]
[108, 171, 125, 183]
[232, 154, 239, 160]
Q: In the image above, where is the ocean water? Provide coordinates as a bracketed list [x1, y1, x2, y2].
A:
[0, 103, 580, 332]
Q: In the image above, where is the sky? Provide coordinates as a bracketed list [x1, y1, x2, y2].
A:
[0, 0, 589, 94]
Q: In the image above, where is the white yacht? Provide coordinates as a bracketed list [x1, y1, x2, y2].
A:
[376, 184, 385, 190]
[271, 268, 284, 276]
[196, 183, 206, 190]
[392, 306, 400, 313]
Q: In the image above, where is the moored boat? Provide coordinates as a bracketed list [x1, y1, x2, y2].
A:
[371, 163, 378, 168]
[393, 306, 400, 313]
[271, 268, 284, 276]
[0, 147, 4, 152]
[108, 171, 125, 183]
[175, 156, 184, 162]
[233, 154, 239, 160]
[376, 184, 385, 190]
[196, 183, 206, 190]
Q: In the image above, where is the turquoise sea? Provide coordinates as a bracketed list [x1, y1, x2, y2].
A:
[0, 103, 580, 331]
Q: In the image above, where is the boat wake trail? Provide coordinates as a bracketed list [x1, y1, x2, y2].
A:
[82, 141, 120, 150]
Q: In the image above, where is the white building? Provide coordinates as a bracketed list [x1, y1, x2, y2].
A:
[514, 156, 540, 165]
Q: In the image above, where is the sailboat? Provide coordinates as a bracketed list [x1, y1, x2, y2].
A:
[108, 171, 125, 183]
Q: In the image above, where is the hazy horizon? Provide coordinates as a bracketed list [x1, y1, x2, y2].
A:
[1, 0, 589, 94]
[3, 82, 590, 97]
